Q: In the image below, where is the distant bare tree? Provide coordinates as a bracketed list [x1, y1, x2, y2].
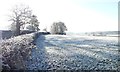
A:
[43, 27, 47, 32]
[50, 21, 67, 34]
[9, 4, 32, 36]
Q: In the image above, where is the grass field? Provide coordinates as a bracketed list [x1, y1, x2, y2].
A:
[26, 35, 119, 70]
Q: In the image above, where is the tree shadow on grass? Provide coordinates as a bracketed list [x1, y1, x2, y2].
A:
[43, 36, 119, 70]
[46, 37, 118, 60]
[26, 35, 119, 70]
[26, 35, 49, 70]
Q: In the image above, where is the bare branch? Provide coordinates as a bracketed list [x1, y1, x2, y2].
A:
[9, 4, 33, 36]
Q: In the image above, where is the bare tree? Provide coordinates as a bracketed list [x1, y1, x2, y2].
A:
[25, 24, 36, 31]
[50, 21, 67, 34]
[9, 4, 32, 36]
[43, 27, 47, 32]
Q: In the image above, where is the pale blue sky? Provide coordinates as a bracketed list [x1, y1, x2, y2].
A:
[0, 0, 119, 32]
[80, 1, 117, 19]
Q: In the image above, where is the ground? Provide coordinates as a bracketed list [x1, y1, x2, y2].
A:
[26, 35, 119, 70]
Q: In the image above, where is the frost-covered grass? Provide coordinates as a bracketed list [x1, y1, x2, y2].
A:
[0, 33, 119, 70]
[0, 33, 37, 70]
[27, 35, 119, 70]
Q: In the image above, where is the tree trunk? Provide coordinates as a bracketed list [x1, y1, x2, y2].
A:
[14, 18, 20, 36]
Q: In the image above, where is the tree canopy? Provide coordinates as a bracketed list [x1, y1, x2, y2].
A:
[50, 21, 67, 35]
[9, 4, 40, 36]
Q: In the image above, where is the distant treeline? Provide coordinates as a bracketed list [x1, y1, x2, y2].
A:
[67, 31, 120, 36]
[84, 31, 120, 36]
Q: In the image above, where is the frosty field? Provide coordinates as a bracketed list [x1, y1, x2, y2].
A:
[26, 35, 119, 70]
